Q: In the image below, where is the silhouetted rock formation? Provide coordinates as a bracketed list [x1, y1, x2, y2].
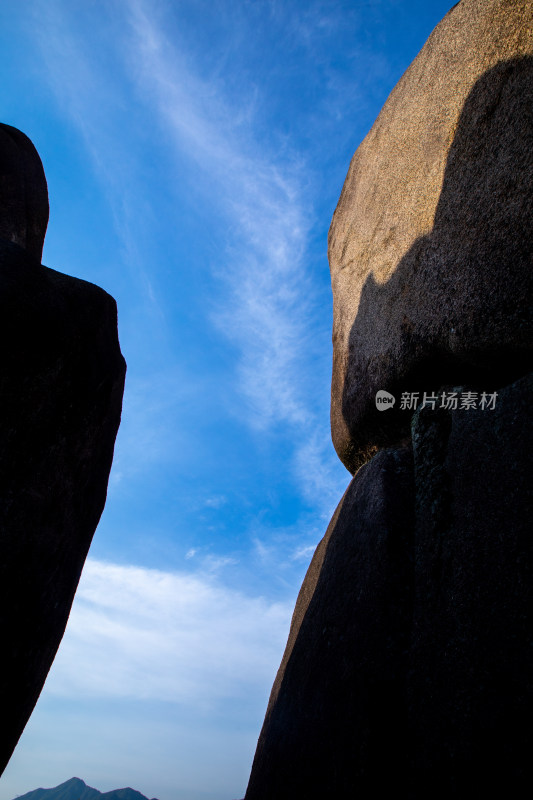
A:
[245, 1, 532, 797]
[0, 124, 49, 263]
[0, 126, 125, 774]
[13, 777, 158, 800]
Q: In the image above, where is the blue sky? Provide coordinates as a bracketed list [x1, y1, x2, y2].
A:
[0, 2, 453, 798]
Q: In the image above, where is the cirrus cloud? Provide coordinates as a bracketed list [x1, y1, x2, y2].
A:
[46, 558, 292, 710]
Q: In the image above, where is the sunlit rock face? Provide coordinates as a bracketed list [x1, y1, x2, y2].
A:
[328, 0, 533, 474]
[0, 125, 126, 775]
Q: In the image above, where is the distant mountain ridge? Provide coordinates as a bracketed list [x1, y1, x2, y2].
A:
[13, 777, 158, 800]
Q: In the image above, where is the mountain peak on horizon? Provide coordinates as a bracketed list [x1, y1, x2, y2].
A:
[12, 777, 159, 800]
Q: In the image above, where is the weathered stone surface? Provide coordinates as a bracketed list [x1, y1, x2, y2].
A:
[0, 123, 49, 263]
[245, 446, 415, 798]
[328, 0, 533, 473]
[0, 127, 125, 774]
[408, 372, 533, 798]
[245, 373, 532, 798]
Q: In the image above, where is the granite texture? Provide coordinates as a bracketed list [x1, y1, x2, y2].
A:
[246, 2, 532, 794]
[245, 374, 532, 798]
[329, 0, 533, 473]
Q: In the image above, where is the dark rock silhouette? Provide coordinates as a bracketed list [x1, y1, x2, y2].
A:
[245, 446, 415, 798]
[407, 373, 532, 797]
[0, 123, 49, 262]
[0, 126, 125, 774]
[246, 375, 532, 799]
[245, 1, 532, 797]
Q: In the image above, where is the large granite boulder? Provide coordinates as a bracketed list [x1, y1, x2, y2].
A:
[245, 1, 532, 796]
[329, 0, 533, 473]
[0, 126, 125, 774]
[245, 373, 532, 798]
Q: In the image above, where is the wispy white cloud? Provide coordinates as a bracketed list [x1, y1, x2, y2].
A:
[251, 520, 322, 578]
[124, 0, 315, 432]
[293, 430, 349, 518]
[46, 558, 292, 709]
[32, 0, 348, 524]
[122, 0, 348, 509]
[204, 495, 227, 509]
[291, 544, 317, 562]
[30, 0, 169, 328]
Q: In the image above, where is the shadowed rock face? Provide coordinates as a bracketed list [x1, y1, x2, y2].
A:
[0, 127, 125, 774]
[245, 446, 415, 799]
[0, 123, 49, 262]
[245, 373, 532, 799]
[329, 0, 533, 473]
[407, 373, 533, 797]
